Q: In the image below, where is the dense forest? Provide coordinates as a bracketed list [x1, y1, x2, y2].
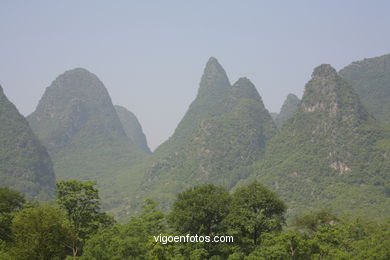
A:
[1, 180, 389, 259]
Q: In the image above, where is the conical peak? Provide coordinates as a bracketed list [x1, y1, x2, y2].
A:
[286, 93, 299, 101]
[312, 64, 338, 78]
[232, 77, 256, 92]
[197, 57, 230, 98]
[0, 85, 3, 94]
[231, 77, 265, 104]
[46, 68, 109, 103]
[280, 93, 300, 112]
[203, 57, 227, 78]
[304, 64, 343, 95]
[66, 67, 92, 74]
[301, 64, 369, 122]
[233, 77, 251, 86]
[56, 67, 101, 85]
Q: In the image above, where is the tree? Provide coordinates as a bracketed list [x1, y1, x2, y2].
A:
[294, 208, 339, 234]
[139, 199, 166, 235]
[82, 199, 167, 260]
[56, 180, 114, 258]
[10, 204, 74, 260]
[246, 231, 317, 259]
[167, 184, 232, 259]
[226, 181, 286, 253]
[0, 187, 25, 242]
[168, 184, 231, 236]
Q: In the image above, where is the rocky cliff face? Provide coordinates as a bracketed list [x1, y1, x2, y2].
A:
[0, 85, 56, 200]
[340, 54, 390, 123]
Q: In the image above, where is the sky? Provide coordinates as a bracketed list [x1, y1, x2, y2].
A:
[1, 0, 390, 150]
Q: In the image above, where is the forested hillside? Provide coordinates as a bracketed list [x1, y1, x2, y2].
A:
[27, 68, 149, 208]
[242, 64, 390, 220]
[125, 58, 277, 213]
[0, 86, 55, 200]
[340, 53, 390, 124]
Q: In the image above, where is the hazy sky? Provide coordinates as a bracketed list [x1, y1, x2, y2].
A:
[1, 1, 390, 150]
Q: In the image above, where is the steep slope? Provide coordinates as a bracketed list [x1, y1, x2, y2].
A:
[245, 64, 390, 220]
[0, 85, 55, 200]
[27, 68, 147, 208]
[275, 93, 300, 128]
[339, 53, 390, 123]
[115, 105, 151, 154]
[130, 57, 277, 211]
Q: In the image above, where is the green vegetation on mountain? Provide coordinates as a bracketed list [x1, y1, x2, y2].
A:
[275, 93, 300, 128]
[339, 53, 390, 124]
[129, 57, 277, 213]
[0, 86, 55, 200]
[115, 105, 151, 153]
[242, 64, 390, 220]
[27, 68, 149, 210]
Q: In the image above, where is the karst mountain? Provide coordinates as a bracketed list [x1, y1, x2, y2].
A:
[242, 64, 390, 219]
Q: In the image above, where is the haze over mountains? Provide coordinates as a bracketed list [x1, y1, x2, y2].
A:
[1, 54, 389, 220]
[25, 68, 150, 208]
[133, 57, 277, 210]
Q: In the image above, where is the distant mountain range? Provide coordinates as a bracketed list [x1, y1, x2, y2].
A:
[1, 54, 389, 220]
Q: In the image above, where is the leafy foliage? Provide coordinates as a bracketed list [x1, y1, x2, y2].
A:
[0, 187, 25, 242]
[0, 182, 389, 259]
[168, 184, 231, 236]
[56, 180, 114, 258]
[81, 199, 166, 260]
[10, 204, 74, 260]
[226, 181, 286, 254]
